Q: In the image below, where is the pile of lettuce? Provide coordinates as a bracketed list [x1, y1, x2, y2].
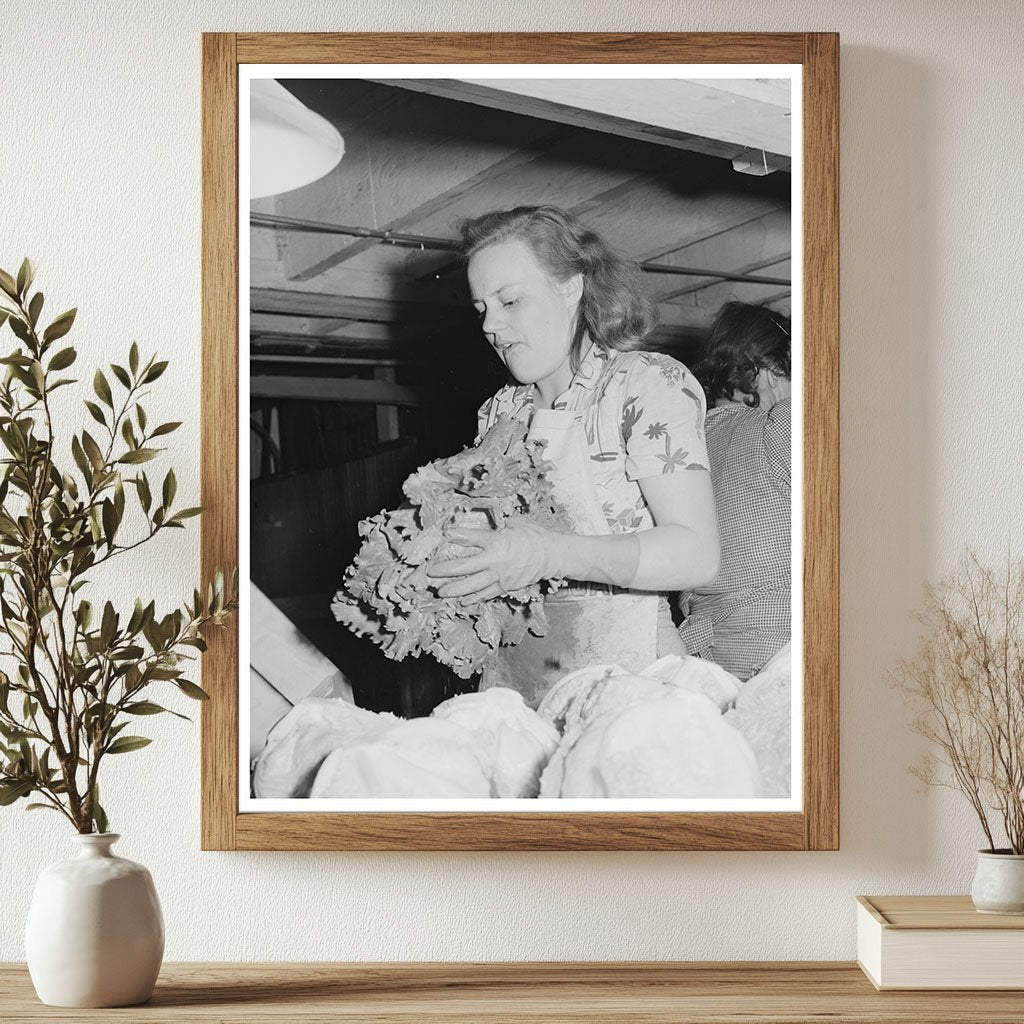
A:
[331, 415, 569, 678]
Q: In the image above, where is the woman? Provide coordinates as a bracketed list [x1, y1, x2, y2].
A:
[677, 300, 792, 681]
[427, 206, 720, 706]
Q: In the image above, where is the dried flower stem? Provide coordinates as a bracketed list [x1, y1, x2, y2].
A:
[894, 550, 1024, 854]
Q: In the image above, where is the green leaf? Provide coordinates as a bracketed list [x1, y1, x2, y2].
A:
[0, 269, 18, 300]
[81, 431, 105, 472]
[0, 352, 33, 366]
[150, 421, 181, 438]
[126, 598, 145, 635]
[136, 472, 152, 513]
[101, 498, 116, 547]
[142, 360, 168, 383]
[168, 507, 203, 524]
[42, 308, 77, 344]
[136, 404, 147, 432]
[176, 679, 210, 701]
[27, 292, 43, 328]
[71, 435, 92, 483]
[84, 400, 107, 427]
[0, 722, 27, 742]
[8, 317, 32, 345]
[117, 448, 157, 465]
[110, 644, 144, 661]
[129, 342, 139, 376]
[100, 601, 117, 647]
[124, 700, 169, 715]
[75, 600, 93, 631]
[16, 258, 34, 298]
[162, 468, 176, 508]
[105, 735, 152, 755]
[110, 363, 131, 389]
[91, 785, 108, 834]
[147, 666, 181, 680]
[0, 428, 20, 459]
[93, 369, 113, 408]
[48, 346, 76, 371]
[121, 418, 137, 450]
[88, 507, 102, 544]
[0, 779, 33, 805]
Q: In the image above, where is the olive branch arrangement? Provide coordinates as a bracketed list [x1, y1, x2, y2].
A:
[0, 259, 237, 834]
[894, 550, 1024, 854]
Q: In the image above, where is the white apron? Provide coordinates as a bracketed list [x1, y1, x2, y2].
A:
[480, 409, 664, 708]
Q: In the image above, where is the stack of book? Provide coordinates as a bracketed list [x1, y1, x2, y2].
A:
[857, 895, 1024, 990]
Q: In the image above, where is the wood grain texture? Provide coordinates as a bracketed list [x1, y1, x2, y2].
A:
[862, 895, 1024, 930]
[200, 32, 239, 852]
[801, 32, 841, 852]
[201, 32, 840, 851]
[234, 810, 806, 852]
[3, 962, 1023, 1023]
[235, 32, 807, 64]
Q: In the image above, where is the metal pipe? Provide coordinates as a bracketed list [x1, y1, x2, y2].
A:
[640, 262, 791, 286]
[251, 213, 458, 251]
[251, 215, 791, 286]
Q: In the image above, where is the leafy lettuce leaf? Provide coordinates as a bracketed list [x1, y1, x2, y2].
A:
[332, 416, 570, 679]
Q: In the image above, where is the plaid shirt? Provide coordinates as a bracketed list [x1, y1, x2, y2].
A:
[677, 398, 791, 680]
[477, 343, 710, 536]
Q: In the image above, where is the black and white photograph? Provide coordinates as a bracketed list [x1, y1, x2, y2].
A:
[241, 66, 801, 810]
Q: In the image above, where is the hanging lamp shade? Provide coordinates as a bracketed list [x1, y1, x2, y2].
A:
[250, 79, 345, 200]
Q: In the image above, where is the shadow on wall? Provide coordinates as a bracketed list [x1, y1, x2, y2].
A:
[838, 48, 939, 869]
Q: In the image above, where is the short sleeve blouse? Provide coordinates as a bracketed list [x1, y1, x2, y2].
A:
[477, 344, 709, 535]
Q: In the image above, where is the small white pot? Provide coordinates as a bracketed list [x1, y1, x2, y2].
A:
[970, 849, 1024, 915]
[24, 833, 164, 1007]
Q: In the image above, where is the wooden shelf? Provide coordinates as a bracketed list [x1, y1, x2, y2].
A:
[3, 962, 1024, 1022]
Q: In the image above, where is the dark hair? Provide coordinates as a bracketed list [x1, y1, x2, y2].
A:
[455, 205, 658, 370]
[694, 301, 791, 409]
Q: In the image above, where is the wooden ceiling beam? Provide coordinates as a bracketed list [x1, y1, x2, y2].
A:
[376, 78, 791, 160]
[403, 133, 685, 240]
[647, 209, 791, 301]
[660, 254, 791, 301]
[657, 273, 792, 331]
[566, 185, 788, 266]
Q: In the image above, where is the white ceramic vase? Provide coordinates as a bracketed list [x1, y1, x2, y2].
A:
[24, 833, 164, 1007]
[970, 849, 1024, 915]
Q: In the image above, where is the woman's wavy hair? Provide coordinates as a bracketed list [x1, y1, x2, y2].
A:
[694, 301, 791, 409]
[455, 205, 658, 370]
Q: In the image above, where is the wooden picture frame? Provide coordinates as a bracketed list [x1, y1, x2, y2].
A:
[201, 31, 839, 851]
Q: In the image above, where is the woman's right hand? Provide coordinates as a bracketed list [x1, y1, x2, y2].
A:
[427, 522, 561, 603]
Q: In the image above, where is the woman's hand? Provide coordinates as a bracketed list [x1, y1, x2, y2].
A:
[427, 521, 561, 603]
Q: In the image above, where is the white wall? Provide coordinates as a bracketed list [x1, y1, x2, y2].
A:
[1, 0, 1022, 961]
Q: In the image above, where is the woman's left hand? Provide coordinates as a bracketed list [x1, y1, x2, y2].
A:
[427, 522, 561, 602]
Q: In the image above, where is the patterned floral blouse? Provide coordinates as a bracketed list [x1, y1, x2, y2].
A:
[476, 343, 710, 536]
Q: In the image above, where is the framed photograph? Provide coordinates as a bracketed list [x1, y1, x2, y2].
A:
[201, 32, 838, 850]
